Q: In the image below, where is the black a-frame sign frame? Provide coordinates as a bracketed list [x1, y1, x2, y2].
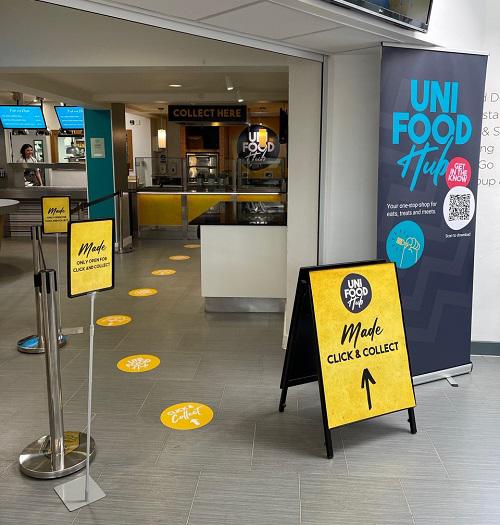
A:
[279, 262, 417, 459]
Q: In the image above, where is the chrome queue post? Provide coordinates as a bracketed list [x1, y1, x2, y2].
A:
[19, 269, 95, 479]
[17, 225, 45, 353]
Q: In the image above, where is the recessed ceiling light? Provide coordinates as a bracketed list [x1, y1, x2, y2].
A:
[238, 98, 244, 103]
[225, 76, 234, 92]
[169, 84, 182, 88]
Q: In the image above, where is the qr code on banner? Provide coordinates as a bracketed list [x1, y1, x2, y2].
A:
[449, 194, 471, 221]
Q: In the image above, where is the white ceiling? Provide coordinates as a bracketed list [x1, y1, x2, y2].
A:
[0, 68, 289, 116]
[41, 0, 434, 54]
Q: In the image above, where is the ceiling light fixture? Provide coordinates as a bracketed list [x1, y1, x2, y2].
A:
[225, 76, 234, 92]
[237, 90, 244, 103]
[169, 84, 182, 88]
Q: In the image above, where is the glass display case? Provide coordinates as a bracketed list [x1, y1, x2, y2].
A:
[187, 153, 219, 186]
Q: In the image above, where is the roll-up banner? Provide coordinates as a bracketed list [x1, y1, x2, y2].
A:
[377, 46, 488, 380]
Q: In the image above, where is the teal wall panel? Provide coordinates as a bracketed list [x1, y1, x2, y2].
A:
[84, 109, 115, 219]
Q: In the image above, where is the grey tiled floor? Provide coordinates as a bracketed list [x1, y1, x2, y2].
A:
[0, 237, 499, 524]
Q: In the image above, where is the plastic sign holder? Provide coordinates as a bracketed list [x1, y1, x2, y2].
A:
[279, 261, 417, 459]
[55, 218, 114, 511]
[19, 269, 94, 478]
[17, 225, 67, 353]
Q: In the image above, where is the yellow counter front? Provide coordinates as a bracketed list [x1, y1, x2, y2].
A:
[137, 192, 283, 232]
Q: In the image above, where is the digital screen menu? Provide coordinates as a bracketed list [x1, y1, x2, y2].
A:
[0, 106, 47, 129]
[55, 106, 84, 129]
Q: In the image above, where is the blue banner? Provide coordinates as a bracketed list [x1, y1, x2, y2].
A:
[377, 46, 488, 377]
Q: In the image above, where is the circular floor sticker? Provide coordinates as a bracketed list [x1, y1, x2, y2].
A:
[183, 244, 200, 249]
[160, 402, 214, 430]
[96, 315, 132, 327]
[151, 269, 177, 276]
[169, 255, 191, 261]
[128, 288, 158, 297]
[117, 354, 160, 373]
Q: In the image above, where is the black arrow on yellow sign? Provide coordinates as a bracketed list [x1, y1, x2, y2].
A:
[361, 368, 376, 410]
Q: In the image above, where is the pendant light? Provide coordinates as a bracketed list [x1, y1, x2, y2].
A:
[158, 112, 167, 150]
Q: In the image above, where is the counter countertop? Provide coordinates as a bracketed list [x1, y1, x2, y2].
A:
[0, 187, 87, 200]
[189, 201, 286, 226]
[137, 186, 283, 195]
[0, 199, 20, 214]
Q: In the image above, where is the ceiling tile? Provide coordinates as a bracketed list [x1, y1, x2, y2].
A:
[284, 26, 390, 53]
[202, 2, 340, 40]
[114, 0, 257, 21]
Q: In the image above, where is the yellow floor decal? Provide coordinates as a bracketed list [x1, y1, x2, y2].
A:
[160, 402, 214, 430]
[151, 269, 177, 276]
[128, 288, 158, 297]
[96, 315, 132, 327]
[169, 255, 191, 261]
[117, 354, 160, 373]
[183, 244, 200, 249]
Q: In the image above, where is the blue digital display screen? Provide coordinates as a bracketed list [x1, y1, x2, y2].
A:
[0, 106, 47, 129]
[55, 106, 84, 129]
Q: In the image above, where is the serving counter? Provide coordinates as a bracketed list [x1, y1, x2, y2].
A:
[189, 201, 287, 313]
[0, 187, 87, 237]
[0, 198, 19, 251]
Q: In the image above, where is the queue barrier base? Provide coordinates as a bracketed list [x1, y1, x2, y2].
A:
[19, 432, 95, 480]
[17, 334, 67, 354]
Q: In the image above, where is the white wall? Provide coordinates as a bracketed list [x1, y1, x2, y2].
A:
[320, 52, 381, 264]
[422, 0, 485, 51]
[471, 0, 500, 341]
[126, 111, 152, 178]
[285, 58, 322, 338]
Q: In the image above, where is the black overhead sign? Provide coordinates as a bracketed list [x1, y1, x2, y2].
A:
[168, 105, 247, 123]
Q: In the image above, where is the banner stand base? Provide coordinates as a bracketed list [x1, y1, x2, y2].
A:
[413, 363, 473, 386]
[55, 474, 105, 512]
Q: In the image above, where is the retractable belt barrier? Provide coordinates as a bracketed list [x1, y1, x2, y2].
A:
[71, 190, 133, 254]
[19, 269, 95, 479]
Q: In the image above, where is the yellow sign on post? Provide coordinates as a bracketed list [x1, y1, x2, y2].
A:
[279, 261, 416, 459]
[67, 218, 114, 298]
[41, 196, 71, 234]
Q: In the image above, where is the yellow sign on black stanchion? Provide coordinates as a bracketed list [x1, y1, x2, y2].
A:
[41, 196, 71, 234]
[279, 261, 416, 459]
[67, 218, 114, 298]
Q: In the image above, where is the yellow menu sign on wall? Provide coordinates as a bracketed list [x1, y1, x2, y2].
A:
[41, 196, 71, 234]
[309, 262, 415, 429]
[67, 219, 114, 298]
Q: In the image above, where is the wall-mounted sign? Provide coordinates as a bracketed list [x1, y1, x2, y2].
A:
[168, 105, 247, 123]
[41, 196, 71, 234]
[67, 218, 114, 298]
[90, 137, 105, 159]
[279, 261, 416, 458]
[237, 125, 280, 171]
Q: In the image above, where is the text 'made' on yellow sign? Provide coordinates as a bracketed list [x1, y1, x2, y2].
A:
[309, 262, 415, 429]
[160, 402, 214, 430]
[67, 218, 114, 298]
[41, 196, 71, 234]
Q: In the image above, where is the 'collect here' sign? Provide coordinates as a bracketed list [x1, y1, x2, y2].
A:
[168, 105, 247, 123]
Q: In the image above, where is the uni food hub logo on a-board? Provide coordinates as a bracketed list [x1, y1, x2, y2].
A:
[340, 273, 372, 313]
